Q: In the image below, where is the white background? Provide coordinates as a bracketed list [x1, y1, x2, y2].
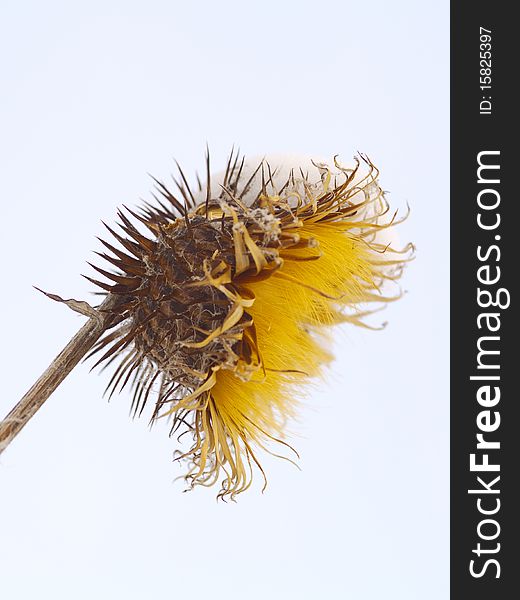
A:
[0, 2, 449, 598]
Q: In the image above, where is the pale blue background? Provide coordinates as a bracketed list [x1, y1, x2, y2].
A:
[0, 1, 449, 598]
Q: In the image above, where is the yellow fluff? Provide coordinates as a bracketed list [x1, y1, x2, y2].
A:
[173, 158, 412, 499]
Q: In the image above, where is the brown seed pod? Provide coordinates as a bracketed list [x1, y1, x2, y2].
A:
[0, 149, 413, 500]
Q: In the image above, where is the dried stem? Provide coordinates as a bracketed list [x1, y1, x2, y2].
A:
[0, 294, 117, 456]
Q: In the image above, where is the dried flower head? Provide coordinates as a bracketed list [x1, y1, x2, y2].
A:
[83, 149, 413, 499]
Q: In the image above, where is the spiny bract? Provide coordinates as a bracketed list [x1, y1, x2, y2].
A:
[87, 150, 412, 499]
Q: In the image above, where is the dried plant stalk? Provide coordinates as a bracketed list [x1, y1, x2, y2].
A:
[0, 295, 117, 455]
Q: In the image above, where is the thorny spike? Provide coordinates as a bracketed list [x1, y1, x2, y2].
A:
[174, 159, 197, 208]
[149, 175, 185, 215]
[195, 172, 203, 193]
[237, 158, 263, 201]
[221, 145, 235, 189]
[230, 155, 245, 195]
[102, 221, 145, 258]
[87, 262, 141, 288]
[205, 146, 211, 218]
[95, 238, 142, 267]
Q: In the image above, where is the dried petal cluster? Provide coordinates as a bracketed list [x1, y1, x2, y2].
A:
[88, 151, 413, 499]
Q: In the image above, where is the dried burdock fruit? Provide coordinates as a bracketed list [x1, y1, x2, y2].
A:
[0, 149, 413, 499]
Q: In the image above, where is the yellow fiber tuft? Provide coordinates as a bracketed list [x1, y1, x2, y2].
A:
[90, 151, 413, 499]
[177, 156, 413, 499]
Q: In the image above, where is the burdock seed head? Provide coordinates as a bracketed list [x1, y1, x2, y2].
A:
[0, 148, 413, 500]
